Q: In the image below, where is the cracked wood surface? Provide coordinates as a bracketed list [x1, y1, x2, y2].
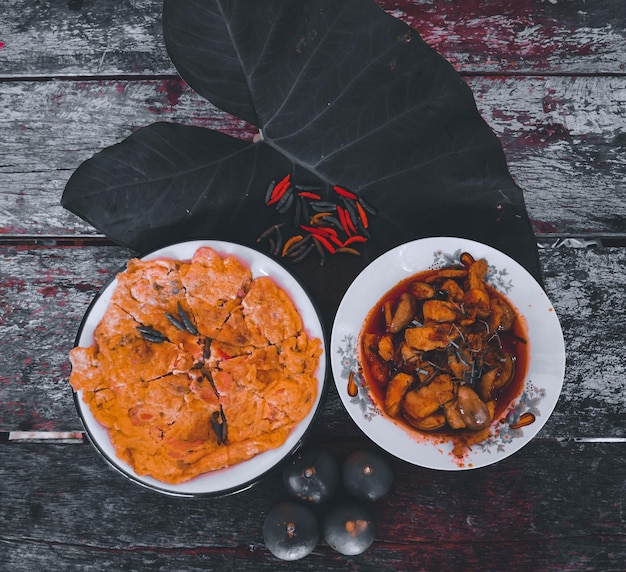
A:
[0, 76, 624, 237]
[0, 0, 624, 76]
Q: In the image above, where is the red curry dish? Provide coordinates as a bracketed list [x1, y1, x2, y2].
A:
[359, 253, 529, 457]
[69, 246, 322, 484]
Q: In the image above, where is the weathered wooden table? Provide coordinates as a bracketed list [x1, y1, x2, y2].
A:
[1, 1, 624, 570]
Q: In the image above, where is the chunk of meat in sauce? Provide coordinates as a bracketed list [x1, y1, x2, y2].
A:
[401, 375, 455, 420]
[404, 325, 451, 352]
[422, 300, 460, 323]
[384, 372, 414, 417]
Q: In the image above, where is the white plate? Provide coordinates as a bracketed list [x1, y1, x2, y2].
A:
[73, 240, 327, 496]
[330, 237, 565, 470]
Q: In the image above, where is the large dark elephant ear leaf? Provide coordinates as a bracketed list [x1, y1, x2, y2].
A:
[63, 0, 541, 323]
[162, 0, 540, 281]
[61, 123, 292, 251]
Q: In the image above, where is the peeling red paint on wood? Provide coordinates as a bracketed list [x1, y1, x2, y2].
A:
[381, 0, 626, 73]
[0, 1, 625, 77]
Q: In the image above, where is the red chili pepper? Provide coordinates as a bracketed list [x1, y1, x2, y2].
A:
[215, 347, 231, 360]
[333, 185, 358, 200]
[300, 224, 332, 237]
[314, 224, 338, 237]
[339, 205, 357, 235]
[312, 234, 337, 254]
[298, 191, 322, 200]
[343, 235, 367, 246]
[356, 200, 369, 229]
[328, 234, 344, 248]
[266, 174, 291, 205]
[336, 205, 352, 236]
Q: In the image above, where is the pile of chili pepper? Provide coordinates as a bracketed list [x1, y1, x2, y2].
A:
[257, 174, 375, 266]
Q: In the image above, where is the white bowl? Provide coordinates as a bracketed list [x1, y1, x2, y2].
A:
[330, 237, 565, 470]
[72, 240, 327, 496]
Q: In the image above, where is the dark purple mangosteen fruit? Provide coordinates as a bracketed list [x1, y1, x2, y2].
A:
[322, 500, 375, 555]
[342, 449, 394, 501]
[282, 447, 339, 504]
[263, 501, 319, 561]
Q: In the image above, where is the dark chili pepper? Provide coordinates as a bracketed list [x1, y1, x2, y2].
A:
[293, 196, 302, 225]
[312, 236, 326, 266]
[295, 184, 323, 192]
[333, 185, 358, 200]
[201, 366, 219, 396]
[285, 234, 313, 257]
[139, 331, 168, 343]
[165, 312, 186, 331]
[320, 215, 343, 232]
[358, 197, 377, 215]
[211, 411, 225, 445]
[356, 221, 371, 239]
[272, 231, 283, 257]
[309, 200, 338, 211]
[289, 242, 315, 263]
[275, 185, 293, 210]
[276, 189, 294, 214]
[177, 302, 198, 335]
[136, 325, 162, 336]
[136, 326, 168, 343]
[256, 223, 283, 242]
[337, 247, 361, 256]
[210, 406, 228, 445]
[299, 195, 310, 222]
[219, 406, 228, 443]
[264, 179, 276, 203]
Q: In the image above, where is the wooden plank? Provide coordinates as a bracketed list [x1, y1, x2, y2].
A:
[396, 0, 626, 75]
[472, 75, 626, 236]
[0, 245, 624, 439]
[0, 440, 623, 570]
[1, 1, 624, 77]
[0, 76, 624, 237]
[0, 0, 169, 77]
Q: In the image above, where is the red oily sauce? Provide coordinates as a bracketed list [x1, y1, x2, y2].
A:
[358, 260, 529, 449]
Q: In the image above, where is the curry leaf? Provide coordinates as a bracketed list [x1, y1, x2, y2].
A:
[62, 0, 540, 323]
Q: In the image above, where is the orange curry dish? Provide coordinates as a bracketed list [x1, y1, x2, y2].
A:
[69, 246, 322, 484]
